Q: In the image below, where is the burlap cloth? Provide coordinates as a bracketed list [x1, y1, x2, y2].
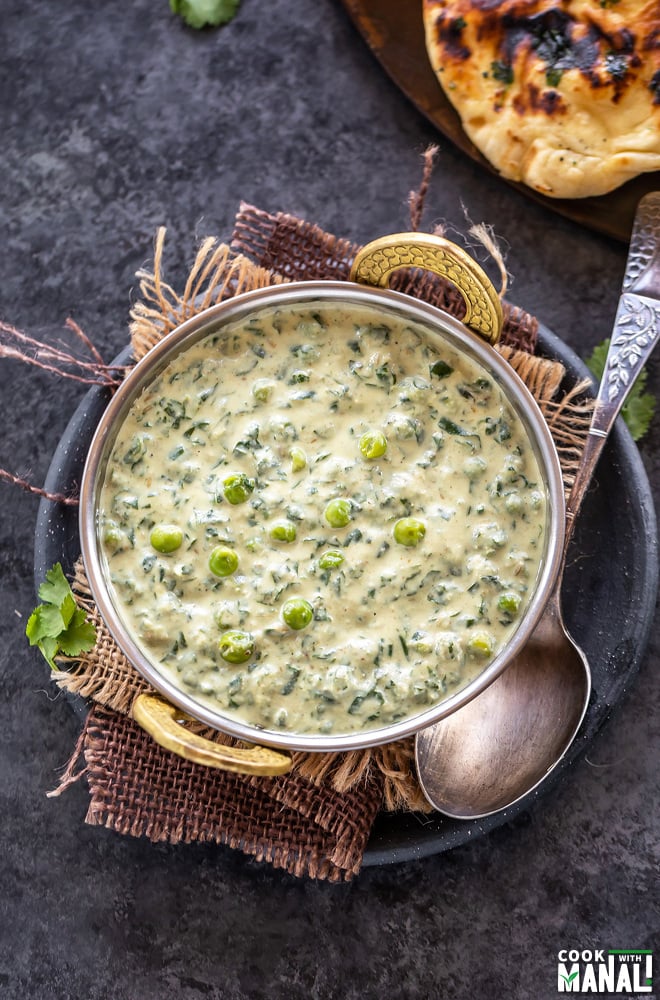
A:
[50, 203, 593, 881]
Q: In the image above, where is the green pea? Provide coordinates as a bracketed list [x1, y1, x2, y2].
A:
[150, 524, 184, 553]
[209, 546, 239, 577]
[319, 549, 345, 570]
[223, 473, 255, 505]
[410, 632, 434, 655]
[102, 523, 124, 551]
[218, 629, 255, 664]
[359, 430, 388, 460]
[252, 379, 275, 403]
[324, 498, 351, 528]
[282, 598, 314, 630]
[393, 517, 426, 547]
[467, 632, 495, 658]
[290, 446, 307, 472]
[269, 521, 297, 543]
[498, 592, 521, 616]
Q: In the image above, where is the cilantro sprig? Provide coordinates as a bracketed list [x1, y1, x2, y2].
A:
[170, 0, 240, 29]
[26, 563, 96, 669]
[585, 339, 656, 442]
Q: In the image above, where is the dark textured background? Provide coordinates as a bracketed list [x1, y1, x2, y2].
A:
[0, 2, 658, 998]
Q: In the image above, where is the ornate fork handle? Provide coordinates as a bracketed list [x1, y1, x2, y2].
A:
[590, 292, 660, 433]
[564, 193, 660, 548]
[622, 190, 660, 297]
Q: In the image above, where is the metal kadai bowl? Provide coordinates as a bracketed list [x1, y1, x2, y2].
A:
[79, 233, 565, 776]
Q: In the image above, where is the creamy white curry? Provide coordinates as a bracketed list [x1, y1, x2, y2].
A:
[98, 302, 547, 736]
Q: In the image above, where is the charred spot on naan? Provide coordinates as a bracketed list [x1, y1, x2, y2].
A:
[651, 69, 660, 104]
[429, 3, 650, 108]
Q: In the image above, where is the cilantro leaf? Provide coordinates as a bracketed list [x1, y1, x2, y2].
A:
[26, 604, 66, 644]
[39, 636, 60, 671]
[26, 563, 96, 670]
[60, 591, 77, 627]
[170, 0, 240, 29]
[38, 562, 72, 607]
[621, 384, 656, 442]
[585, 339, 656, 442]
[58, 609, 97, 657]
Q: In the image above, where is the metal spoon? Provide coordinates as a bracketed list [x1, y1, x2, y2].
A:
[415, 191, 660, 820]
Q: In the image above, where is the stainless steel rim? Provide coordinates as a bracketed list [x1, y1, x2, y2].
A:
[79, 281, 566, 752]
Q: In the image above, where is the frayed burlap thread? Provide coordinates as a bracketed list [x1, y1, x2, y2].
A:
[52, 206, 595, 878]
[52, 561, 150, 711]
[130, 231, 283, 359]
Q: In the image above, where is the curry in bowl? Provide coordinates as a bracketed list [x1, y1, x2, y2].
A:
[95, 292, 551, 740]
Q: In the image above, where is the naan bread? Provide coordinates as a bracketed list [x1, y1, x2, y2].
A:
[423, 0, 660, 198]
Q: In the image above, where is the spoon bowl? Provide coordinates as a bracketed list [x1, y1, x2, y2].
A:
[415, 190, 660, 819]
[415, 589, 590, 818]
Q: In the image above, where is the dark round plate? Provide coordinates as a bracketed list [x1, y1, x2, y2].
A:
[34, 326, 658, 867]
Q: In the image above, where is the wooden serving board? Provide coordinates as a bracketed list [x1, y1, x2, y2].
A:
[340, 0, 660, 243]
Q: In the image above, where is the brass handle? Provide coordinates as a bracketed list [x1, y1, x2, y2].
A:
[132, 693, 292, 776]
[350, 232, 503, 345]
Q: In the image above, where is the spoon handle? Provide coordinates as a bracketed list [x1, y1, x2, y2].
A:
[564, 192, 660, 548]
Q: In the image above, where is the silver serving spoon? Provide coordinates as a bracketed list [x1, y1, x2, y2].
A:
[415, 191, 660, 820]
